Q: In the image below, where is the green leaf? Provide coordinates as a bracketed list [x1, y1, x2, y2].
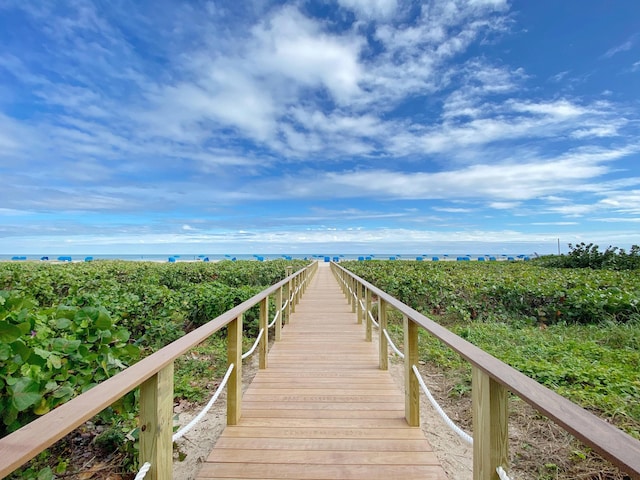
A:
[52, 385, 74, 399]
[0, 343, 11, 361]
[16, 321, 32, 335]
[37, 466, 53, 480]
[122, 344, 140, 360]
[33, 398, 50, 415]
[0, 320, 22, 343]
[113, 328, 130, 343]
[94, 310, 112, 330]
[52, 338, 81, 354]
[55, 317, 72, 330]
[47, 354, 62, 370]
[34, 347, 51, 359]
[11, 378, 43, 412]
[11, 340, 32, 362]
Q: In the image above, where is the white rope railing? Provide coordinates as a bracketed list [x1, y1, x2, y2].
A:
[412, 364, 473, 445]
[133, 462, 151, 480]
[368, 311, 379, 328]
[383, 328, 405, 359]
[171, 363, 235, 442]
[172, 363, 235, 441]
[496, 466, 512, 480]
[241, 329, 264, 360]
[268, 310, 279, 329]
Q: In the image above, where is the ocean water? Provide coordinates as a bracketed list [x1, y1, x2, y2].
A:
[0, 252, 532, 263]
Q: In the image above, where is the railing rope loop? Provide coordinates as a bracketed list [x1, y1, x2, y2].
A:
[172, 363, 235, 441]
[412, 364, 473, 445]
[241, 329, 264, 360]
[382, 329, 405, 359]
[134, 462, 152, 480]
[368, 311, 379, 328]
[269, 310, 279, 329]
[496, 466, 512, 480]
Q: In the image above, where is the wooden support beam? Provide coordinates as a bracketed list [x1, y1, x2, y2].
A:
[378, 298, 388, 371]
[227, 315, 243, 425]
[365, 288, 372, 342]
[404, 316, 419, 427]
[260, 297, 268, 369]
[290, 278, 296, 314]
[275, 286, 283, 341]
[139, 363, 174, 480]
[472, 367, 509, 480]
[351, 278, 356, 313]
[356, 282, 363, 324]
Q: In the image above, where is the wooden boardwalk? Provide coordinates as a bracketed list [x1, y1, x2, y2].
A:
[196, 263, 448, 480]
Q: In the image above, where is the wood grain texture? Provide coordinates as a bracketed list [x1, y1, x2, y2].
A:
[196, 264, 448, 480]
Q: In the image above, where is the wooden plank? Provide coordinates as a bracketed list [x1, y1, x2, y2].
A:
[212, 437, 432, 452]
[241, 394, 404, 403]
[198, 463, 447, 480]
[242, 388, 400, 396]
[240, 409, 404, 419]
[241, 401, 408, 411]
[207, 449, 441, 465]
[221, 426, 425, 439]
[236, 418, 411, 428]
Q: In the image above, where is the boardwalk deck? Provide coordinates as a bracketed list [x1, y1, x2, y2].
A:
[196, 263, 448, 480]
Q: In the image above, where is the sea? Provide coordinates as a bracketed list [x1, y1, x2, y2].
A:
[0, 252, 533, 263]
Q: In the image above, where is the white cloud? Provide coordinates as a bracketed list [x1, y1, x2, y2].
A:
[336, 0, 398, 20]
[489, 202, 520, 210]
[602, 36, 636, 59]
[250, 6, 364, 103]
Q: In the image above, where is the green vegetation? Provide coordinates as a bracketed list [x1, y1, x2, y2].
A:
[0, 258, 307, 477]
[534, 242, 640, 270]
[343, 260, 640, 439]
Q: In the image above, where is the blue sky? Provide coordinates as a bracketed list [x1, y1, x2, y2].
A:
[0, 0, 639, 255]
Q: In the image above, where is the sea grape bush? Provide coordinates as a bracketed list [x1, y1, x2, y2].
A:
[343, 260, 640, 324]
[0, 291, 140, 436]
[535, 242, 640, 270]
[0, 259, 308, 441]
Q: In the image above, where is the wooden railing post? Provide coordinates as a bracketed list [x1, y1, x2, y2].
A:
[139, 363, 174, 480]
[351, 278, 356, 313]
[275, 286, 283, 341]
[290, 276, 296, 314]
[365, 288, 372, 342]
[356, 282, 363, 324]
[379, 298, 388, 370]
[472, 367, 509, 480]
[227, 314, 243, 425]
[285, 267, 293, 320]
[404, 315, 419, 426]
[259, 297, 269, 369]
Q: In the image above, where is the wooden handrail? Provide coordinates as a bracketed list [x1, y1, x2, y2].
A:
[331, 262, 640, 479]
[0, 262, 318, 479]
